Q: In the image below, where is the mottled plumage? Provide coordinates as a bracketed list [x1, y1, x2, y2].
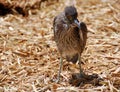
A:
[53, 6, 88, 82]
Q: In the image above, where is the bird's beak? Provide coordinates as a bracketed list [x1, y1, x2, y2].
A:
[74, 19, 80, 29]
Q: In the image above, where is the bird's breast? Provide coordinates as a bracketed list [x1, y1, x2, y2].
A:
[56, 31, 80, 57]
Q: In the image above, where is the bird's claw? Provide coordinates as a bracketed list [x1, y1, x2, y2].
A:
[52, 78, 60, 83]
[79, 71, 86, 78]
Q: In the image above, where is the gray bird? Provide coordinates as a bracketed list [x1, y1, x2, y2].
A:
[53, 6, 88, 82]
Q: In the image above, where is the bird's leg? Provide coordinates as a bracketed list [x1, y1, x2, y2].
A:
[78, 55, 84, 77]
[56, 56, 63, 83]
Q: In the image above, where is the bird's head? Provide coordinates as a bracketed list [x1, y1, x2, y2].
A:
[64, 6, 80, 28]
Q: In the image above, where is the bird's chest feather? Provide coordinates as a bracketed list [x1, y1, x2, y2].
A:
[57, 27, 80, 56]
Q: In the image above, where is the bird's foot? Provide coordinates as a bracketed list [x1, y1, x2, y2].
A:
[51, 78, 60, 83]
[55, 78, 60, 83]
[79, 71, 86, 78]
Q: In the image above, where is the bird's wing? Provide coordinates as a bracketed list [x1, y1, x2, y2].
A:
[79, 22, 88, 53]
[53, 16, 57, 35]
[53, 14, 69, 41]
[80, 22, 87, 32]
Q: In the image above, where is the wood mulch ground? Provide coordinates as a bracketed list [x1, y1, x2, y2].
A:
[0, 0, 120, 91]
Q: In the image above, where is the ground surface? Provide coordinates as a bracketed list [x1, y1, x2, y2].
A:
[0, 0, 120, 92]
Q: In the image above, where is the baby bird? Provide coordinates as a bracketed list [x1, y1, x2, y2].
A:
[53, 6, 88, 82]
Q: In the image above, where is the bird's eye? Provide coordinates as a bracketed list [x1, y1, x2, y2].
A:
[67, 15, 72, 21]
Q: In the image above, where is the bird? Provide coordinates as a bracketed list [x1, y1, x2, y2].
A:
[53, 6, 88, 82]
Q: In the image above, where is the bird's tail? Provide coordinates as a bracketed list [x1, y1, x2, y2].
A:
[66, 54, 78, 64]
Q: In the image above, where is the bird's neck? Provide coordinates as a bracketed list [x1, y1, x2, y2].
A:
[64, 13, 71, 26]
